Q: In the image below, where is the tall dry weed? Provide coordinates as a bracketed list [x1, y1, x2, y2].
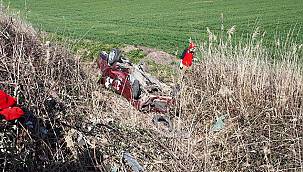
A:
[173, 27, 303, 171]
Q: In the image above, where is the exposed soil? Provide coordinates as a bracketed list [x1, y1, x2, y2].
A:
[122, 45, 178, 65]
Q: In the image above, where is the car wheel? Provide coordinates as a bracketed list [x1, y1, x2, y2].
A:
[132, 80, 141, 100]
[108, 48, 121, 66]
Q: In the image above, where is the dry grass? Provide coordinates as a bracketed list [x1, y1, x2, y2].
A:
[0, 9, 302, 172]
[0, 8, 101, 171]
[173, 27, 303, 171]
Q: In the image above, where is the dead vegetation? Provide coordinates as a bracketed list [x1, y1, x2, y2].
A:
[176, 28, 303, 171]
[0, 9, 303, 172]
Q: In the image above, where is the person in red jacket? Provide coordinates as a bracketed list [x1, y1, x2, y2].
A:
[0, 90, 24, 121]
[179, 40, 196, 70]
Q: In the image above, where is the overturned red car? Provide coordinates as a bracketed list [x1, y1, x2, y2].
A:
[97, 48, 175, 113]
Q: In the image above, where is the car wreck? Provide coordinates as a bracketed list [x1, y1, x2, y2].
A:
[97, 48, 176, 113]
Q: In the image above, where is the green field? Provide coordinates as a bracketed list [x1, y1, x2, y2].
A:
[3, 0, 303, 52]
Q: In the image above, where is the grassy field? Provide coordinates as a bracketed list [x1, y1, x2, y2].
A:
[3, 0, 303, 53]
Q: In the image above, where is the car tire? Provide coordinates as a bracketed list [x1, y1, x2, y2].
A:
[132, 80, 141, 100]
[108, 48, 122, 66]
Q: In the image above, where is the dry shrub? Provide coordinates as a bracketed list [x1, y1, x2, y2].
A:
[174, 28, 303, 171]
[0, 9, 99, 171]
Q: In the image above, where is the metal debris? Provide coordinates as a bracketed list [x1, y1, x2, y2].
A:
[211, 114, 228, 132]
[122, 152, 144, 172]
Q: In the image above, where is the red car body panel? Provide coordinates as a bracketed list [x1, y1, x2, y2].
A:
[97, 52, 174, 113]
